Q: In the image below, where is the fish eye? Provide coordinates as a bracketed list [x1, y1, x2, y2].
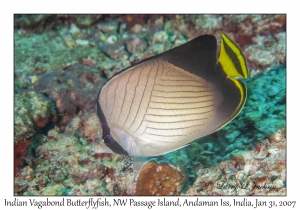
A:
[104, 136, 111, 143]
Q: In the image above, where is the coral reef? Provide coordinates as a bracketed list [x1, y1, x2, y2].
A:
[14, 90, 56, 174]
[14, 90, 56, 142]
[14, 15, 105, 32]
[244, 32, 286, 71]
[14, 132, 134, 195]
[65, 112, 102, 141]
[14, 14, 286, 196]
[14, 140, 33, 176]
[36, 64, 106, 128]
[186, 128, 286, 196]
[136, 162, 185, 195]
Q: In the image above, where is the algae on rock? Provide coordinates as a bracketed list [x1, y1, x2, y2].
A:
[14, 90, 56, 142]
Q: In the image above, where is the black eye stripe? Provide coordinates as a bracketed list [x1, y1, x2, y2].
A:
[103, 135, 129, 155]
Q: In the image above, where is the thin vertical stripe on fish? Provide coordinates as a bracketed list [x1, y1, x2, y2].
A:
[96, 33, 249, 157]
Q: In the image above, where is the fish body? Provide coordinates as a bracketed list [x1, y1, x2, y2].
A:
[96, 33, 248, 157]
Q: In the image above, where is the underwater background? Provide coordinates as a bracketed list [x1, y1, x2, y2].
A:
[14, 14, 286, 195]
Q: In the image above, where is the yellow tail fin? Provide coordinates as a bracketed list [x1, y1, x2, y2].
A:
[219, 33, 249, 78]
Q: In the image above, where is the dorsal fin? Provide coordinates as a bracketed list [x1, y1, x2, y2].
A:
[158, 35, 218, 80]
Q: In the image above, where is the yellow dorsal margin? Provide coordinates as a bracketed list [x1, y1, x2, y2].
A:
[219, 33, 249, 79]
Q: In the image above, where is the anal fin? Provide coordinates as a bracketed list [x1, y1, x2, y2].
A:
[133, 156, 148, 178]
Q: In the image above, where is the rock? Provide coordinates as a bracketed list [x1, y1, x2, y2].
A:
[125, 36, 148, 54]
[136, 162, 185, 195]
[75, 39, 89, 46]
[152, 31, 169, 44]
[131, 24, 143, 34]
[40, 184, 69, 196]
[62, 34, 76, 48]
[14, 90, 56, 142]
[254, 146, 269, 159]
[97, 21, 119, 34]
[273, 179, 285, 188]
[70, 23, 80, 35]
[99, 40, 129, 60]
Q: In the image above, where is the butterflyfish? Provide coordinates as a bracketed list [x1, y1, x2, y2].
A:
[95, 33, 248, 157]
